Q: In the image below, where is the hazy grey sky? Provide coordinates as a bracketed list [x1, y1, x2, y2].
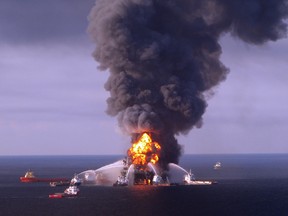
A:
[1, 0, 287, 155]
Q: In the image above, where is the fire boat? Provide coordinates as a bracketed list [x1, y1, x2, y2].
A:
[49, 175, 81, 198]
[183, 169, 216, 185]
[49, 185, 80, 199]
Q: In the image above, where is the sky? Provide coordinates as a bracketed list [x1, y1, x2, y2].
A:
[0, 0, 287, 155]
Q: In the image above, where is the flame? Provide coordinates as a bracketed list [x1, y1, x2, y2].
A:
[128, 133, 161, 166]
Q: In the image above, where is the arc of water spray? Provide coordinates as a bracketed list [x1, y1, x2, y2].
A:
[169, 163, 189, 175]
[147, 162, 158, 175]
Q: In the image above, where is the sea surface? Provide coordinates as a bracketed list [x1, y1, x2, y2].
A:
[0, 154, 288, 216]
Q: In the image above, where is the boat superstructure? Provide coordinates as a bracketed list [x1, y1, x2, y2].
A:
[214, 162, 221, 169]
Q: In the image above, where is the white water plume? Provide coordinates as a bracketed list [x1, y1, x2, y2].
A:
[167, 163, 189, 184]
[126, 164, 135, 186]
[147, 162, 158, 175]
[77, 160, 126, 186]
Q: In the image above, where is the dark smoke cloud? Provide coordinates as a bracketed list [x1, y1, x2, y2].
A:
[88, 0, 288, 167]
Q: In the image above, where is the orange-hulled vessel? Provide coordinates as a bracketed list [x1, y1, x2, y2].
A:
[49, 185, 80, 199]
[20, 171, 69, 183]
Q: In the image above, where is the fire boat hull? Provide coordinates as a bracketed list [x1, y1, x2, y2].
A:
[49, 193, 78, 199]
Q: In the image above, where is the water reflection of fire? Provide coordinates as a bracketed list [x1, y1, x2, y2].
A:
[127, 133, 161, 166]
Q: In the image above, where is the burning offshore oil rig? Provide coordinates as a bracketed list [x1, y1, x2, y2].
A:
[118, 132, 166, 186]
[77, 132, 214, 186]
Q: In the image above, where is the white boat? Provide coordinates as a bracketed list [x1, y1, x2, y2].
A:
[183, 170, 196, 185]
[64, 186, 80, 196]
[183, 170, 215, 185]
[214, 162, 221, 169]
[70, 174, 82, 186]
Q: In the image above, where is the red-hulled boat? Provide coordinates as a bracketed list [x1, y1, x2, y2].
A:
[49, 186, 79, 199]
[49, 193, 64, 199]
[20, 171, 69, 183]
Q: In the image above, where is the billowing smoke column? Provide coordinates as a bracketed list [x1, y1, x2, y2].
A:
[88, 0, 288, 167]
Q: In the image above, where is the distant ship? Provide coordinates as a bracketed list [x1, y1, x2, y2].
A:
[20, 170, 69, 183]
[214, 162, 222, 169]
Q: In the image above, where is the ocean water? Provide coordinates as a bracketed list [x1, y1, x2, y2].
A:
[0, 154, 288, 216]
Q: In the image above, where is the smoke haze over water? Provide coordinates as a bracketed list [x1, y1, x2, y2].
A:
[88, 0, 288, 167]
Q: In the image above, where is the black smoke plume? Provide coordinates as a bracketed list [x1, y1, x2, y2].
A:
[88, 0, 288, 168]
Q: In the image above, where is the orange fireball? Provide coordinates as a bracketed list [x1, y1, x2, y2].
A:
[128, 133, 161, 166]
